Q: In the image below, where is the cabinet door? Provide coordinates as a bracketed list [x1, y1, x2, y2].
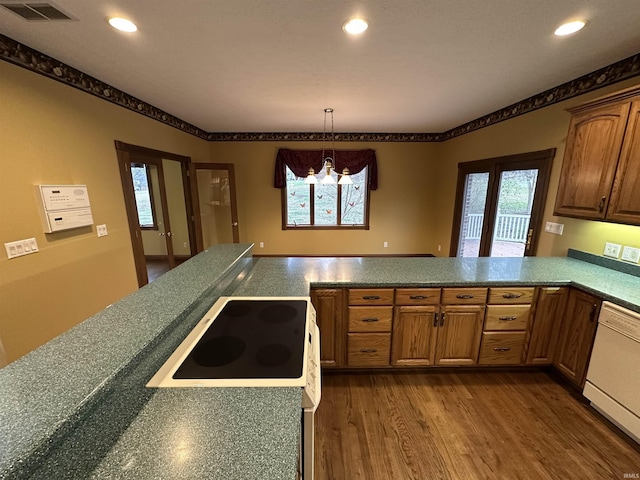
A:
[526, 287, 568, 365]
[554, 103, 631, 219]
[310, 289, 344, 368]
[607, 100, 640, 225]
[391, 306, 438, 366]
[554, 289, 601, 387]
[435, 305, 484, 366]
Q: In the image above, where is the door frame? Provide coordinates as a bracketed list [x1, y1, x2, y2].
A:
[450, 149, 555, 257]
[115, 141, 197, 287]
[190, 163, 240, 251]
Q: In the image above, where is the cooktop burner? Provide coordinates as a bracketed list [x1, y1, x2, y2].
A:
[172, 299, 307, 380]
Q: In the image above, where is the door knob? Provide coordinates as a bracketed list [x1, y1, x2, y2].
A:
[232, 222, 238, 227]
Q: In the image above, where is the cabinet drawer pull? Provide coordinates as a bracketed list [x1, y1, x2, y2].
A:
[456, 294, 474, 299]
[493, 347, 511, 352]
[360, 348, 378, 353]
[502, 293, 522, 299]
[498, 316, 517, 321]
[361, 317, 379, 323]
[409, 295, 428, 300]
[362, 295, 381, 300]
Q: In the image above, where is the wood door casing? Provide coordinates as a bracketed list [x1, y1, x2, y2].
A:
[391, 306, 438, 366]
[554, 289, 601, 387]
[554, 103, 631, 219]
[607, 100, 640, 224]
[436, 305, 485, 365]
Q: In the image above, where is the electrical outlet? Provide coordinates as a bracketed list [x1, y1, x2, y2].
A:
[383, 241, 388, 248]
[544, 222, 564, 235]
[603, 242, 621, 258]
[96, 224, 108, 237]
[621, 246, 640, 263]
[259, 242, 264, 248]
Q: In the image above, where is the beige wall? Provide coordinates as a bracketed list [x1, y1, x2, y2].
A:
[209, 141, 442, 255]
[2, 58, 639, 365]
[432, 77, 640, 257]
[0, 61, 210, 363]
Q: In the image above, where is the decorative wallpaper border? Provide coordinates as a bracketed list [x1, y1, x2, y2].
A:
[1, 34, 639, 142]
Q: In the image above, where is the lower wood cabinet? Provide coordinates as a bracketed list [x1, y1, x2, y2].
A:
[479, 332, 526, 365]
[310, 288, 344, 368]
[391, 306, 438, 366]
[347, 333, 391, 367]
[554, 289, 601, 387]
[526, 287, 568, 364]
[436, 305, 485, 365]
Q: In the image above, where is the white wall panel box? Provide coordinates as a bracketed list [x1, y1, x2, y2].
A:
[37, 185, 94, 233]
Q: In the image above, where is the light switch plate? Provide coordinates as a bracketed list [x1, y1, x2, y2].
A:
[544, 222, 564, 235]
[603, 242, 621, 258]
[5, 238, 39, 259]
[621, 246, 640, 263]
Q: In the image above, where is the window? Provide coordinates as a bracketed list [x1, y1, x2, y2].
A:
[283, 165, 369, 229]
[131, 163, 158, 229]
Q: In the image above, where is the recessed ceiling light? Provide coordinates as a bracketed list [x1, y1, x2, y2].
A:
[554, 20, 586, 36]
[343, 18, 368, 35]
[108, 17, 137, 33]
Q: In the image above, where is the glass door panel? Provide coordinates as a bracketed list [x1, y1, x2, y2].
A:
[490, 169, 539, 257]
[162, 159, 191, 266]
[195, 166, 238, 249]
[457, 172, 489, 257]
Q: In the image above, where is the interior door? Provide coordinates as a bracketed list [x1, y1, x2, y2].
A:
[192, 163, 239, 249]
[451, 149, 554, 258]
[115, 141, 196, 287]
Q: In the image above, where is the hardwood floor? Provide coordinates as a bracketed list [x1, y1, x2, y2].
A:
[315, 371, 640, 480]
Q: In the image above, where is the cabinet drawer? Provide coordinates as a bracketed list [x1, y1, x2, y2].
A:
[478, 332, 526, 365]
[348, 306, 393, 332]
[441, 288, 488, 305]
[347, 333, 391, 366]
[395, 288, 441, 305]
[488, 287, 535, 304]
[484, 305, 531, 331]
[348, 289, 394, 305]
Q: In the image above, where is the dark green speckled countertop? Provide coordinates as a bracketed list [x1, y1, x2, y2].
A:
[1, 244, 639, 479]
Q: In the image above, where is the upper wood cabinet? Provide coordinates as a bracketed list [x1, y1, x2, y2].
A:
[554, 85, 640, 225]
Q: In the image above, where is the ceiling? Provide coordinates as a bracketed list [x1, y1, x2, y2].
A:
[2, 1, 640, 133]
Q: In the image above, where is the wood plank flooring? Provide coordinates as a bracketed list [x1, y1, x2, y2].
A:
[314, 371, 640, 480]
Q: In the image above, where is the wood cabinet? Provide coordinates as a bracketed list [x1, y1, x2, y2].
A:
[526, 287, 568, 365]
[554, 85, 640, 225]
[436, 305, 485, 365]
[310, 288, 344, 368]
[391, 305, 438, 366]
[479, 287, 533, 365]
[347, 289, 393, 367]
[554, 289, 601, 387]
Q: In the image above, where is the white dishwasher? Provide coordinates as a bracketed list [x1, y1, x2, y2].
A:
[583, 301, 640, 444]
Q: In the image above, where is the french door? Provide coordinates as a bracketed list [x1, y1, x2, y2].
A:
[450, 149, 555, 257]
[191, 163, 240, 249]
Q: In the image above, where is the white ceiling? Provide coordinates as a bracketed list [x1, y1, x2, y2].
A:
[2, 0, 640, 133]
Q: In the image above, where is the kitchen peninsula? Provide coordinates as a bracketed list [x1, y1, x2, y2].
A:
[1, 244, 640, 479]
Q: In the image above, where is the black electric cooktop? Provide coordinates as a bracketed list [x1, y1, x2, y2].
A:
[172, 299, 308, 380]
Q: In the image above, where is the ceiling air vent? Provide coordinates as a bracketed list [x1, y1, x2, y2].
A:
[1, 2, 73, 20]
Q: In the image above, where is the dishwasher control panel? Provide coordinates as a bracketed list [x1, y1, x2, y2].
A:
[599, 302, 640, 342]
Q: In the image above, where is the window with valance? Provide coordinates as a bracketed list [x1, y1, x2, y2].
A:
[274, 148, 377, 229]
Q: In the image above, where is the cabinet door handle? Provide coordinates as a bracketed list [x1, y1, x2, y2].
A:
[456, 294, 474, 299]
[590, 303, 598, 322]
[360, 348, 377, 353]
[362, 295, 381, 300]
[433, 312, 439, 327]
[361, 317, 379, 323]
[409, 295, 428, 300]
[493, 347, 511, 352]
[498, 316, 518, 321]
[598, 196, 606, 213]
[440, 313, 445, 327]
[502, 293, 522, 299]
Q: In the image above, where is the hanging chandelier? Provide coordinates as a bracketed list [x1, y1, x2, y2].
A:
[304, 108, 353, 185]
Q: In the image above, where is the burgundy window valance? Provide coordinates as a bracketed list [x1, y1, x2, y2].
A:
[274, 148, 378, 190]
